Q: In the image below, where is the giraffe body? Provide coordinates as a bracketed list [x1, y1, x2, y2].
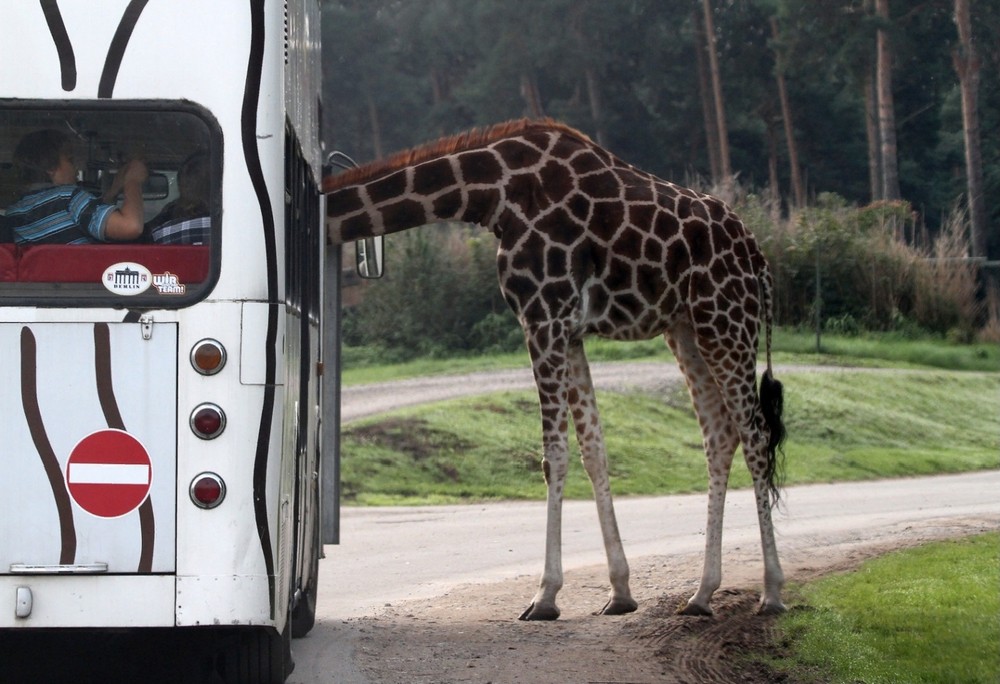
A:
[325, 119, 787, 618]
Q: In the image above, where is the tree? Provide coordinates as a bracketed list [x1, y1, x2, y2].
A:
[874, 0, 900, 200]
[693, 8, 722, 182]
[769, 16, 805, 207]
[701, 0, 732, 188]
[952, 0, 987, 260]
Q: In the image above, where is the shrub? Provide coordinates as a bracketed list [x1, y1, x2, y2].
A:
[344, 223, 521, 357]
[344, 196, 987, 357]
[741, 194, 983, 336]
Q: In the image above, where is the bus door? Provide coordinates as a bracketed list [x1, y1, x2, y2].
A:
[0, 321, 177, 577]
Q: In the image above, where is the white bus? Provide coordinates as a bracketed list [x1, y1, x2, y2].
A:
[0, 2, 368, 681]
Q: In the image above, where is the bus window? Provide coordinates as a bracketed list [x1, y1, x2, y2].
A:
[0, 101, 220, 306]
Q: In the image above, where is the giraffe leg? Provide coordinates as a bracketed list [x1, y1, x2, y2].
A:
[519, 324, 571, 621]
[666, 325, 741, 616]
[688, 320, 786, 616]
[565, 341, 637, 617]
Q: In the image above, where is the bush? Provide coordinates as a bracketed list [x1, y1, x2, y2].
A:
[344, 223, 521, 357]
[742, 194, 983, 336]
[344, 197, 987, 358]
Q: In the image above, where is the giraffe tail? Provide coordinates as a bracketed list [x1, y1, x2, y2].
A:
[758, 262, 786, 508]
[759, 369, 786, 508]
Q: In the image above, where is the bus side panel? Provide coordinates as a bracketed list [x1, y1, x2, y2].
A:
[0, 576, 175, 629]
[173, 302, 282, 627]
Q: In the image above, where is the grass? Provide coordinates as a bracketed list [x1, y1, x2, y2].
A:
[771, 533, 1000, 684]
[773, 329, 1000, 372]
[341, 329, 1000, 386]
[339, 369, 1000, 505]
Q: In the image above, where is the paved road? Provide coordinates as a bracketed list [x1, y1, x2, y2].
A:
[290, 363, 999, 682]
[291, 470, 1000, 683]
[339, 360, 871, 422]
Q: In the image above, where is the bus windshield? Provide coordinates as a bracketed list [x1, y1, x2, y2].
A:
[0, 101, 220, 306]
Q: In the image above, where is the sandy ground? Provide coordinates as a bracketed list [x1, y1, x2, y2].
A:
[301, 514, 997, 684]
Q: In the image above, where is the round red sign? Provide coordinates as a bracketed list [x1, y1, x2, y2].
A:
[66, 429, 152, 518]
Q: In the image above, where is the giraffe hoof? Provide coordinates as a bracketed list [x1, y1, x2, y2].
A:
[518, 602, 560, 621]
[597, 597, 638, 616]
[756, 600, 787, 616]
[677, 601, 713, 617]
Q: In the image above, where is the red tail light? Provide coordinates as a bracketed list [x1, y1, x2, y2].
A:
[190, 473, 226, 509]
[190, 403, 226, 439]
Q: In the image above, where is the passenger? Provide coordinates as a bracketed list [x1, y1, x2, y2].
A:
[145, 151, 209, 245]
[6, 129, 147, 245]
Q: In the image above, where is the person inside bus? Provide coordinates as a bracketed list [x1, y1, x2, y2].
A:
[6, 128, 147, 245]
[144, 151, 209, 245]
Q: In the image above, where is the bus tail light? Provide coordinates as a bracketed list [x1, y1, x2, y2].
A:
[190, 403, 226, 439]
[190, 473, 226, 509]
[191, 339, 227, 375]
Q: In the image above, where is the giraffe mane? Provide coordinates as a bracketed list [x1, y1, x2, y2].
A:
[322, 118, 593, 192]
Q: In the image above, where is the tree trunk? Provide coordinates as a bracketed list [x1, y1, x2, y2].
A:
[875, 0, 900, 200]
[570, 5, 607, 147]
[765, 114, 780, 203]
[701, 0, 732, 189]
[952, 0, 987, 259]
[365, 89, 383, 160]
[429, 68, 447, 137]
[770, 17, 805, 207]
[520, 73, 545, 119]
[583, 68, 606, 147]
[863, 68, 882, 201]
[694, 9, 721, 182]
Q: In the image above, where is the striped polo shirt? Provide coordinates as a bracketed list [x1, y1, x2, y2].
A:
[5, 184, 116, 245]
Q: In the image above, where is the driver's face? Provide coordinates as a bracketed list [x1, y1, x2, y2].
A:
[48, 152, 77, 185]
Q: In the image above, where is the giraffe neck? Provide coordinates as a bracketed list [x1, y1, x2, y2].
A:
[326, 154, 503, 243]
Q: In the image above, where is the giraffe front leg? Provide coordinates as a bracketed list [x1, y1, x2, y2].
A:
[519, 331, 572, 621]
[566, 342, 636, 617]
[519, 435, 568, 621]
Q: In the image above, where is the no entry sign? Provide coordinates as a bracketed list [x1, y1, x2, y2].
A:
[66, 429, 152, 518]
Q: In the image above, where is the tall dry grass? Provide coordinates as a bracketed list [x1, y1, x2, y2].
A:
[740, 194, 986, 338]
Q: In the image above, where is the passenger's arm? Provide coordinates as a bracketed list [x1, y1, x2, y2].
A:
[103, 160, 148, 241]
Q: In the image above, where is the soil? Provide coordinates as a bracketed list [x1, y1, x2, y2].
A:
[340, 516, 996, 684]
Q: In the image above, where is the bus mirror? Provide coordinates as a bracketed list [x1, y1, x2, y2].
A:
[356, 236, 384, 279]
[142, 173, 170, 200]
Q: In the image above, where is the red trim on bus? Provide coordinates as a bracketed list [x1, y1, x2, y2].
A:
[0, 243, 16, 281]
[5, 244, 210, 283]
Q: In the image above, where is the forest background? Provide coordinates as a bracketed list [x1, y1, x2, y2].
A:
[319, 0, 999, 357]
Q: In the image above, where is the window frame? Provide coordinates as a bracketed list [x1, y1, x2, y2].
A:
[0, 98, 222, 309]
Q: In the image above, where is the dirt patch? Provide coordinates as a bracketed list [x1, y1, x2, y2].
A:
[346, 417, 475, 462]
[344, 516, 996, 684]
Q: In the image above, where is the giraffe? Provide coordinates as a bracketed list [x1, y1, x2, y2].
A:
[323, 118, 787, 619]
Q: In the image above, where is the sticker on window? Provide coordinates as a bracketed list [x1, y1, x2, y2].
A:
[102, 262, 152, 296]
[152, 271, 186, 295]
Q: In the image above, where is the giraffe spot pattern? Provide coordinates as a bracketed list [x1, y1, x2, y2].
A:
[325, 119, 786, 618]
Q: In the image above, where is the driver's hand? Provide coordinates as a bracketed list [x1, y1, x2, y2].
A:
[120, 159, 149, 185]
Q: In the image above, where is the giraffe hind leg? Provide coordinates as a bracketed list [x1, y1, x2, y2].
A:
[666, 325, 741, 616]
[688, 319, 786, 615]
